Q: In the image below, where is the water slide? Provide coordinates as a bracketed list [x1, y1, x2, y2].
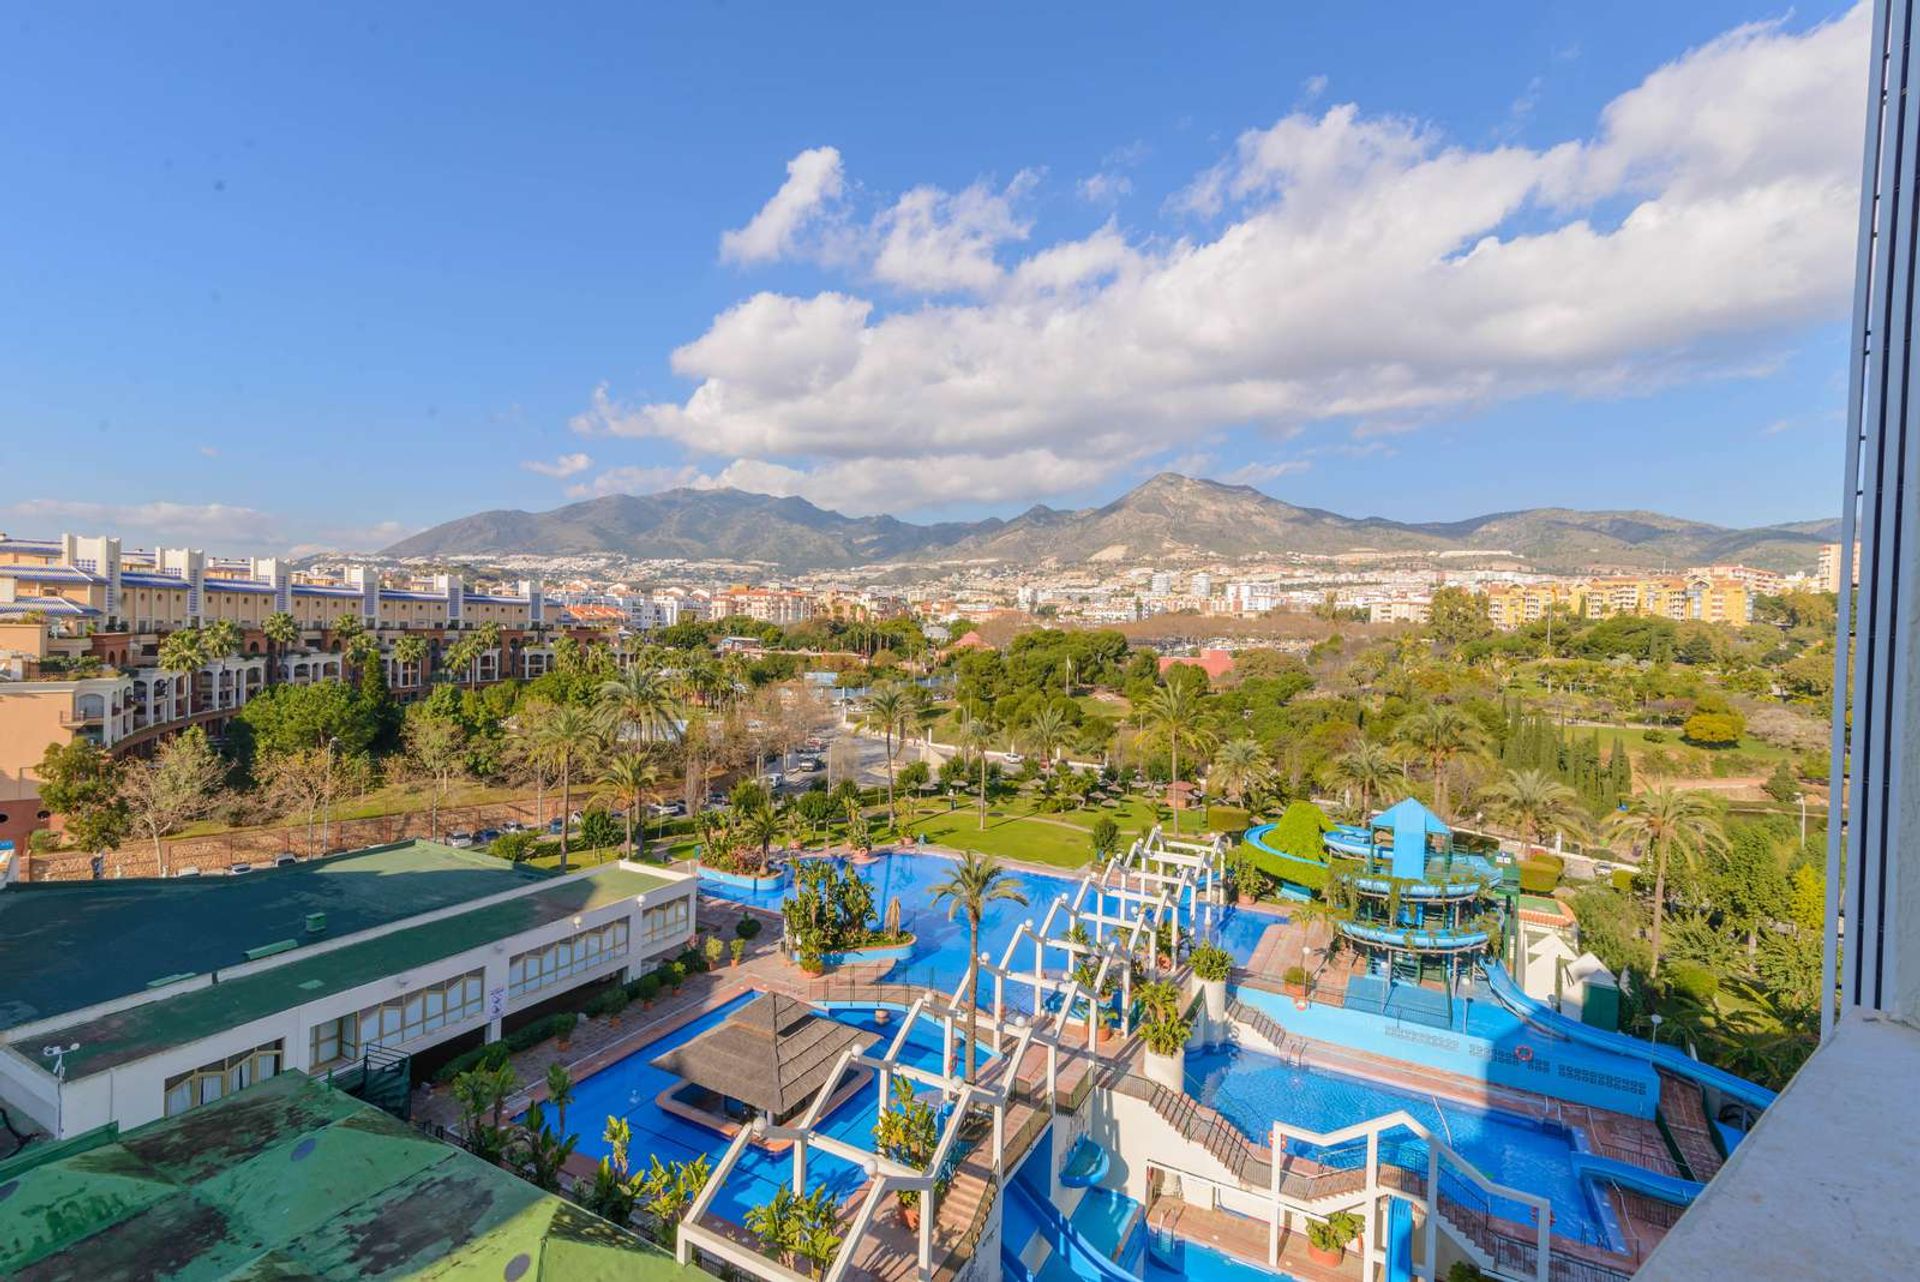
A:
[1570, 1152, 1706, 1207]
[1385, 1196, 1415, 1282]
[1481, 960, 1777, 1111]
[1059, 1135, 1112, 1189]
[1001, 1175, 1142, 1282]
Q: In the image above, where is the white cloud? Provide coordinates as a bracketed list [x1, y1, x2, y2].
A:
[1302, 74, 1330, 100]
[719, 146, 846, 265]
[1218, 460, 1311, 486]
[1077, 171, 1133, 204]
[871, 170, 1039, 293]
[1, 499, 279, 546]
[521, 451, 593, 478]
[197, 444, 219, 458]
[583, 4, 1867, 513]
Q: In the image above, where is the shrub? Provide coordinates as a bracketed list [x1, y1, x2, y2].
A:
[1137, 980, 1183, 1021]
[490, 830, 537, 862]
[434, 1039, 510, 1084]
[1140, 1014, 1193, 1057]
[1269, 800, 1334, 860]
[1283, 964, 1310, 988]
[577, 807, 623, 851]
[1665, 960, 1719, 1007]
[730, 937, 746, 965]
[1681, 711, 1742, 747]
[678, 947, 708, 975]
[1446, 1263, 1491, 1282]
[736, 915, 762, 940]
[704, 935, 726, 967]
[1190, 942, 1233, 983]
[626, 973, 662, 1004]
[1519, 853, 1564, 894]
[1641, 728, 1668, 744]
[586, 985, 631, 1018]
[1306, 1210, 1364, 1253]
[800, 948, 825, 975]
[1609, 867, 1638, 893]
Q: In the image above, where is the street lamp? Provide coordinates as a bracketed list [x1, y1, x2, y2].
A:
[1648, 1012, 1664, 1047]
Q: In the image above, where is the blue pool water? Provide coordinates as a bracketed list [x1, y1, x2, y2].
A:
[548, 992, 968, 1226]
[701, 848, 1286, 1002]
[1186, 1042, 1612, 1248]
[1146, 1234, 1297, 1282]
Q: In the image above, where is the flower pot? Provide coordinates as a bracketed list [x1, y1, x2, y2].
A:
[1306, 1243, 1344, 1267]
[1237, 893, 1255, 907]
[1201, 977, 1228, 1023]
[900, 1200, 921, 1232]
[1283, 982, 1306, 999]
[1144, 1046, 1185, 1091]
[557, 1037, 572, 1052]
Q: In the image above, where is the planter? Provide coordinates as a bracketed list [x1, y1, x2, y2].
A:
[900, 1201, 921, 1232]
[1143, 1046, 1186, 1092]
[1306, 1243, 1345, 1267]
[1200, 977, 1228, 1023]
[1237, 893, 1256, 907]
[1282, 982, 1307, 999]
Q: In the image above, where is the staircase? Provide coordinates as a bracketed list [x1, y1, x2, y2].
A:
[1656, 1069, 1724, 1182]
[323, 1043, 412, 1120]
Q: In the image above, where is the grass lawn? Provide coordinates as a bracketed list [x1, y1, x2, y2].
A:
[901, 805, 1102, 868]
[1580, 724, 1793, 766]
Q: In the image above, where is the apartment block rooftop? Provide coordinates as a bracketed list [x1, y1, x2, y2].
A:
[0, 1069, 697, 1282]
[0, 840, 555, 1032]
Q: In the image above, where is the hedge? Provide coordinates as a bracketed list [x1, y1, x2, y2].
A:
[585, 985, 630, 1018]
[434, 1039, 510, 1084]
[625, 972, 662, 1003]
[1518, 852, 1565, 894]
[432, 1011, 581, 1083]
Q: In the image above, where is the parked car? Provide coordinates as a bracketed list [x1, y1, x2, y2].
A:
[274, 851, 300, 867]
[647, 801, 681, 818]
[446, 831, 476, 848]
[797, 757, 824, 773]
[547, 818, 565, 834]
[1002, 752, 1025, 765]
[764, 771, 785, 790]
[228, 863, 254, 876]
[475, 828, 501, 845]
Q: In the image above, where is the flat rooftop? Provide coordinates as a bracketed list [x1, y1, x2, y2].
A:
[0, 1070, 699, 1282]
[0, 840, 552, 1031]
[30, 861, 674, 1079]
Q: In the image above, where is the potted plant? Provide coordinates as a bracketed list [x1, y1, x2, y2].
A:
[1191, 943, 1232, 1024]
[1140, 1012, 1193, 1090]
[704, 934, 726, 970]
[800, 947, 825, 976]
[873, 1078, 940, 1232]
[633, 973, 661, 1009]
[1305, 1210, 1363, 1266]
[731, 937, 746, 967]
[1095, 1006, 1119, 1046]
[1282, 964, 1310, 998]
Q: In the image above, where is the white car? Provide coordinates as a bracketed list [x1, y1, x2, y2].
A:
[1002, 752, 1025, 765]
[446, 831, 477, 848]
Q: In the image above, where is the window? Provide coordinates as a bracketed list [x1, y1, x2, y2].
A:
[357, 970, 483, 1048]
[640, 897, 692, 945]
[509, 917, 630, 998]
[309, 1013, 359, 1069]
[164, 1040, 284, 1118]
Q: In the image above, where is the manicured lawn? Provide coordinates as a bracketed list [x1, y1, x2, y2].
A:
[1580, 724, 1793, 765]
[901, 805, 1102, 868]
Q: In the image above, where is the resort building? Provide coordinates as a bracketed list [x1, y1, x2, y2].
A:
[0, 839, 697, 1140]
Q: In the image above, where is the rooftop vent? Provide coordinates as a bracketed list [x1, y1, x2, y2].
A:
[305, 911, 327, 935]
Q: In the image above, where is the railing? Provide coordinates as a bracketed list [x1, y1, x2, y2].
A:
[1114, 1073, 1271, 1186]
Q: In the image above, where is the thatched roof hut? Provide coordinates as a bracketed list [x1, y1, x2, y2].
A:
[650, 994, 874, 1122]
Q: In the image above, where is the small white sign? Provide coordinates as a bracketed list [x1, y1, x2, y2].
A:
[487, 986, 507, 1020]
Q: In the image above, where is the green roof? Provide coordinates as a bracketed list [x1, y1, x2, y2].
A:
[36, 863, 672, 1078]
[0, 1070, 701, 1282]
[0, 841, 555, 1031]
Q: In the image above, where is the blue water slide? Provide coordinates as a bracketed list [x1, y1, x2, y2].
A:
[1571, 1152, 1706, 1207]
[1385, 1197, 1415, 1282]
[1481, 960, 1777, 1111]
[1002, 1174, 1142, 1282]
[1059, 1135, 1112, 1189]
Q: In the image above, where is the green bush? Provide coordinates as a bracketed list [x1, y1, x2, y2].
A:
[1665, 960, 1719, 1006]
[502, 1011, 578, 1055]
[433, 1039, 510, 1084]
[735, 915, 763, 940]
[1519, 853, 1565, 893]
[586, 985, 631, 1018]
[490, 830, 537, 862]
[1641, 728, 1668, 744]
[1190, 942, 1233, 983]
[626, 972, 662, 1004]
[1609, 867, 1638, 893]
[1283, 964, 1310, 988]
[677, 947, 708, 975]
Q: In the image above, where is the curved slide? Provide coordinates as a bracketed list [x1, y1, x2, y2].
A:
[1386, 1197, 1414, 1282]
[1570, 1152, 1706, 1207]
[1001, 1175, 1141, 1282]
[1481, 960, 1777, 1111]
[1059, 1136, 1111, 1189]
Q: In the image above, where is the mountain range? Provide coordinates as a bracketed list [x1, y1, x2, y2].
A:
[383, 473, 1837, 574]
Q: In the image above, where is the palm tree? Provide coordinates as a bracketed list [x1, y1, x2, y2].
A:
[201, 618, 242, 663]
[957, 709, 998, 831]
[473, 622, 503, 684]
[157, 627, 205, 678]
[393, 635, 428, 691]
[1607, 785, 1726, 979]
[1022, 705, 1072, 765]
[1331, 739, 1404, 817]
[528, 702, 606, 873]
[1393, 704, 1486, 820]
[741, 804, 784, 871]
[929, 850, 1029, 1079]
[263, 610, 298, 685]
[1483, 767, 1588, 848]
[862, 686, 911, 830]
[1208, 736, 1270, 807]
[599, 664, 685, 748]
[1135, 681, 1217, 833]
[544, 1062, 574, 1140]
[597, 754, 661, 859]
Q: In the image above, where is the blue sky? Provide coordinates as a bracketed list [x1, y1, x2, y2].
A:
[0, 2, 1864, 552]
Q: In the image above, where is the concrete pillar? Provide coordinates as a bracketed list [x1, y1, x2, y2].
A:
[793, 1137, 807, 1194]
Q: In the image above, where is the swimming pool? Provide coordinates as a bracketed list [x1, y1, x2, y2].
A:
[1146, 1233, 1297, 1282]
[1185, 1043, 1613, 1248]
[549, 992, 967, 1226]
[701, 848, 1285, 1001]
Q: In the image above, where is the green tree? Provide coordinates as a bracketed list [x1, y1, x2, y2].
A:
[1089, 814, 1121, 862]
[36, 738, 129, 854]
[544, 1062, 574, 1141]
[1135, 679, 1217, 833]
[929, 849, 1028, 1079]
[119, 726, 226, 874]
[1762, 758, 1801, 805]
[398, 712, 468, 840]
[392, 634, 429, 690]
[597, 753, 662, 859]
[1482, 768, 1587, 846]
[1393, 704, 1487, 820]
[634, 1153, 712, 1248]
[1208, 736, 1270, 807]
[201, 618, 243, 662]
[1681, 711, 1743, 747]
[863, 685, 911, 830]
[1607, 786, 1727, 978]
[526, 701, 606, 873]
[1021, 703, 1072, 764]
[1428, 586, 1494, 647]
[598, 664, 685, 747]
[263, 611, 299, 685]
[1330, 739, 1403, 817]
[157, 626, 206, 679]
[1268, 800, 1333, 860]
[957, 708, 999, 831]
[451, 1062, 518, 1164]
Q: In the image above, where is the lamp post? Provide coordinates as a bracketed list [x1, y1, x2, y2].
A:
[1648, 1012, 1664, 1047]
